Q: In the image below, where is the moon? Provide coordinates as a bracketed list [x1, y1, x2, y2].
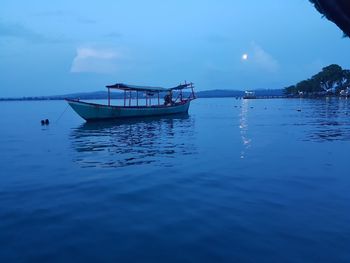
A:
[242, 53, 248, 60]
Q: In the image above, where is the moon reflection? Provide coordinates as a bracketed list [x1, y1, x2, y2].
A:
[239, 99, 252, 159]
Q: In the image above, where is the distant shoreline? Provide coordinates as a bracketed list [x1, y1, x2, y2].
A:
[2, 94, 349, 102]
[0, 96, 287, 101]
[0, 89, 284, 101]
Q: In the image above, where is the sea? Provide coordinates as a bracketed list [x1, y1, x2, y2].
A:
[0, 98, 349, 263]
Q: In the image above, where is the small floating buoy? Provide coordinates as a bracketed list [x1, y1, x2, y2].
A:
[41, 119, 50, 125]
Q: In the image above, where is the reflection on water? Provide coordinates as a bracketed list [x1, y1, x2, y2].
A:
[2, 99, 350, 262]
[300, 98, 350, 142]
[239, 99, 252, 159]
[70, 114, 196, 168]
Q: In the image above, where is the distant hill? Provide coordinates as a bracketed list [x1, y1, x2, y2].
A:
[197, 89, 243, 98]
[0, 89, 284, 101]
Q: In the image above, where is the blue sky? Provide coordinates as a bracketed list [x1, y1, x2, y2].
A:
[0, 0, 349, 96]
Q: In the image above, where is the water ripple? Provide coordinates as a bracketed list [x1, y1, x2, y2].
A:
[296, 98, 350, 142]
[70, 114, 196, 168]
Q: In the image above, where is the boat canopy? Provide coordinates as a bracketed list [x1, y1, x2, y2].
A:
[106, 83, 167, 92]
[169, 83, 193, 90]
[106, 83, 194, 92]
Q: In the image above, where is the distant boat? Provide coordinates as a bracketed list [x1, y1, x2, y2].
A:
[243, 91, 256, 99]
[66, 82, 196, 121]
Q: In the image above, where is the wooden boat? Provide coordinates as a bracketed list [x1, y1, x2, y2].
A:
[66, 82, 196, 121]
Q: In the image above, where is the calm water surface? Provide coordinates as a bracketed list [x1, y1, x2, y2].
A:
[0, 98, 349, 262]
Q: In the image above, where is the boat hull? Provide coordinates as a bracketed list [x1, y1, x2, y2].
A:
[66, 99, 191, 121]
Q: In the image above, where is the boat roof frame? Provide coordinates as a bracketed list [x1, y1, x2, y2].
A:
[106, 83, 194, 92]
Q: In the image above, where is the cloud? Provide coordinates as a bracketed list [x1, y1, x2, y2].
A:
[250, 42, 279, 72]
[206, 34, 231, 43]
[70, 47, 121, 73]
[77, 18, 97, 24]
[0, 20, 62, 43]
[34, 10, 96, 24]
[34, 10, 65, 17]
[104, 32, 123, 39]
[304, 59, 324, 73]
[0, 21, 46, 42]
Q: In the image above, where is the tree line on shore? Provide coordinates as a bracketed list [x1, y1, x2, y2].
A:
[284, 64, 350, 96]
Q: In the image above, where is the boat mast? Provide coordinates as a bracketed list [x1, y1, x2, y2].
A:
[108, 87, 111, 106]
[190, 83, 195, 99]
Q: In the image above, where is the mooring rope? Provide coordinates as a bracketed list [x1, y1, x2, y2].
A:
[55, 104, 70, 123]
